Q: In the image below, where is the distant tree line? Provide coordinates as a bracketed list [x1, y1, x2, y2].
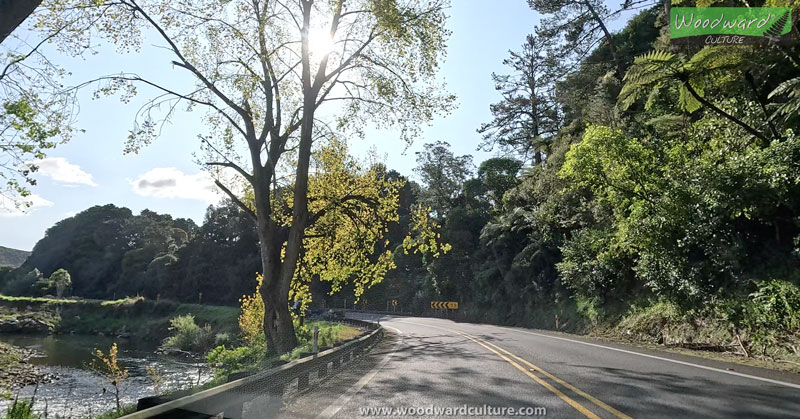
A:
[0, 203, 261, 305]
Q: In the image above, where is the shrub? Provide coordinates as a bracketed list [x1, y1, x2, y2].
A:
[238, 274, 264, 345]
[206, 339, 267, 380]
[162, 315, 214, 353]
[742, 280, 800, 353]
[90, 343, 129, 414]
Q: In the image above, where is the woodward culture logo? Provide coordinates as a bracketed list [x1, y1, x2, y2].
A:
[670, 7, 794, 45]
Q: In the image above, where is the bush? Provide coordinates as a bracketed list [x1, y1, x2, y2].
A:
[162, 314, 214, 353]
[741, 280, 800, 353]
[206, 338, 267, 380]
[238, 274, 264, 344]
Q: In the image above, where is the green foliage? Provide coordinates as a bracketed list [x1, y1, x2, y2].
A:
[477, 34, 563, 163]
[742, 280, 800, 351]
[3, 398, 38, 419]
[206, 320, 360, 380]
[206, 343, 267, 380]
[290, 140, 404, 305]
[162, 314, 215, 354]
[414, 141, 474, 218]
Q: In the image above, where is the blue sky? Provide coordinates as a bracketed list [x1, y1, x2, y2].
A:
[1, 1, 636, 251]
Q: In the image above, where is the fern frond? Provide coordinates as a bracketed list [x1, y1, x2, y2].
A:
[763, 10, 790, 37]
[688, 47, 743, 71]
[768, 77, 800, 120]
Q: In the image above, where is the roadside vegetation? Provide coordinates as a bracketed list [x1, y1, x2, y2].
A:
[0, 294, 238, 342]
[206, 278, 362, 382]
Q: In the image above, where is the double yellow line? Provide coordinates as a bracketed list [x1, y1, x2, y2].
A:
[456, 331, 632, 419]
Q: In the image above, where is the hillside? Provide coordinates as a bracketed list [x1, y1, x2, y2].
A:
[0, 246, 30, 267]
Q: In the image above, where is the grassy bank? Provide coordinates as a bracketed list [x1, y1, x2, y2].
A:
[0, 295, 239, 342]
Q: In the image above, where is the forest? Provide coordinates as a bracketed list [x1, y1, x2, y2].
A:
[2, 0, 800, 361]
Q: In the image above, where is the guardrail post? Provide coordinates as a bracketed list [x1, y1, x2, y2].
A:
[312, 326, 319, 355]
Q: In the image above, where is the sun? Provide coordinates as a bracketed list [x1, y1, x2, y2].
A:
[307, 26, 336, 58]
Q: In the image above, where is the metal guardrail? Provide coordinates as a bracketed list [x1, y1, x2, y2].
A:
[124, 319, 382, 419]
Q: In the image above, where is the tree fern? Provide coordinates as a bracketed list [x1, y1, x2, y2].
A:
[768, 76, 800, 122]
[619, 48, 769, 142]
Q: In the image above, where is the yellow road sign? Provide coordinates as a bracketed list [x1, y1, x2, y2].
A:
[430, 301, 459, 310]
[391, 299, 398, 307]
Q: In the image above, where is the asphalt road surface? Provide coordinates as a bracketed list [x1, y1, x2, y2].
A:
[275, 314, 800, 419]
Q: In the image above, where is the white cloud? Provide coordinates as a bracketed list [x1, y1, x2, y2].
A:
[0, 194, 54, 217]
[131, 168, 221, 204]
[35, 157, 98, 186]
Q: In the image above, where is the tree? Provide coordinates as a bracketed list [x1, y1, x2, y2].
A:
[1, 0, 89, 210]
[415, 141, 473, 218]
[476, 157, 522, 207]
[40, 0, 452, 354]
[49, 267, 70, 297]
[288, 140, 403, 309]
[527, 0, 647, 77]
[478, 34, 563, 164]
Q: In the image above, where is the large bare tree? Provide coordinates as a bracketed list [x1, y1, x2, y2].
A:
[39, 0, 452, 353]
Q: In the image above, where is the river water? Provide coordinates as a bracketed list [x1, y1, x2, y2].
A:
[0, 334, 213, 418]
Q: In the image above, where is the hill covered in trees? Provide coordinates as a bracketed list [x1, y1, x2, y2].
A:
[0, 203, 260, 305]
[0, 246, 29, 268]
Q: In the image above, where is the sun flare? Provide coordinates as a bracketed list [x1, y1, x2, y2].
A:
[307, 27, 336, 58]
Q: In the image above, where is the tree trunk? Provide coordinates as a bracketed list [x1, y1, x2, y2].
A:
[0, 0, 43, 44]
[257, 221, 298, 355]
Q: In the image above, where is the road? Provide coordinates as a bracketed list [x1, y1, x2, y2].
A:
[275, 314, 800, 418]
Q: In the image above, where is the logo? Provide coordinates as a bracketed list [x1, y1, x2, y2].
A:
[670, 7, 794, 45]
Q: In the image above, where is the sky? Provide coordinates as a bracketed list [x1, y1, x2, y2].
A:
[0, 1, 635, 251]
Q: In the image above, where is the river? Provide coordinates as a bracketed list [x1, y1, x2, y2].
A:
[0, 333, 213, 418]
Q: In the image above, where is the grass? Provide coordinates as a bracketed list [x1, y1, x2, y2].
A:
[92, 404, 138, 419]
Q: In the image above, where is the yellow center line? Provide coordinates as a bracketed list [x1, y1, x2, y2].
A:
[458, 332, 601, 419]
[462, 332, 633, 419]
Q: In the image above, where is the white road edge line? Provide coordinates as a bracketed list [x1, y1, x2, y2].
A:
[495, 326, 800, 390]
[382, 325, 403, 334]
[313, 335, 402, 419]
[388, 318, 800, 390]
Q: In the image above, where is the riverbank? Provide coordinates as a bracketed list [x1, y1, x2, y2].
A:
[0, 333, 214, 418]
[0, 341, 58, 392]
[0, 295, 238, 342]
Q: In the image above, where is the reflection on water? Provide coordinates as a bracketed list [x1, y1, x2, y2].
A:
[0, 334, 213, 418]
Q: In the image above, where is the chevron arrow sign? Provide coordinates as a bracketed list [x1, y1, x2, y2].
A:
[430, 301, 459, 310]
